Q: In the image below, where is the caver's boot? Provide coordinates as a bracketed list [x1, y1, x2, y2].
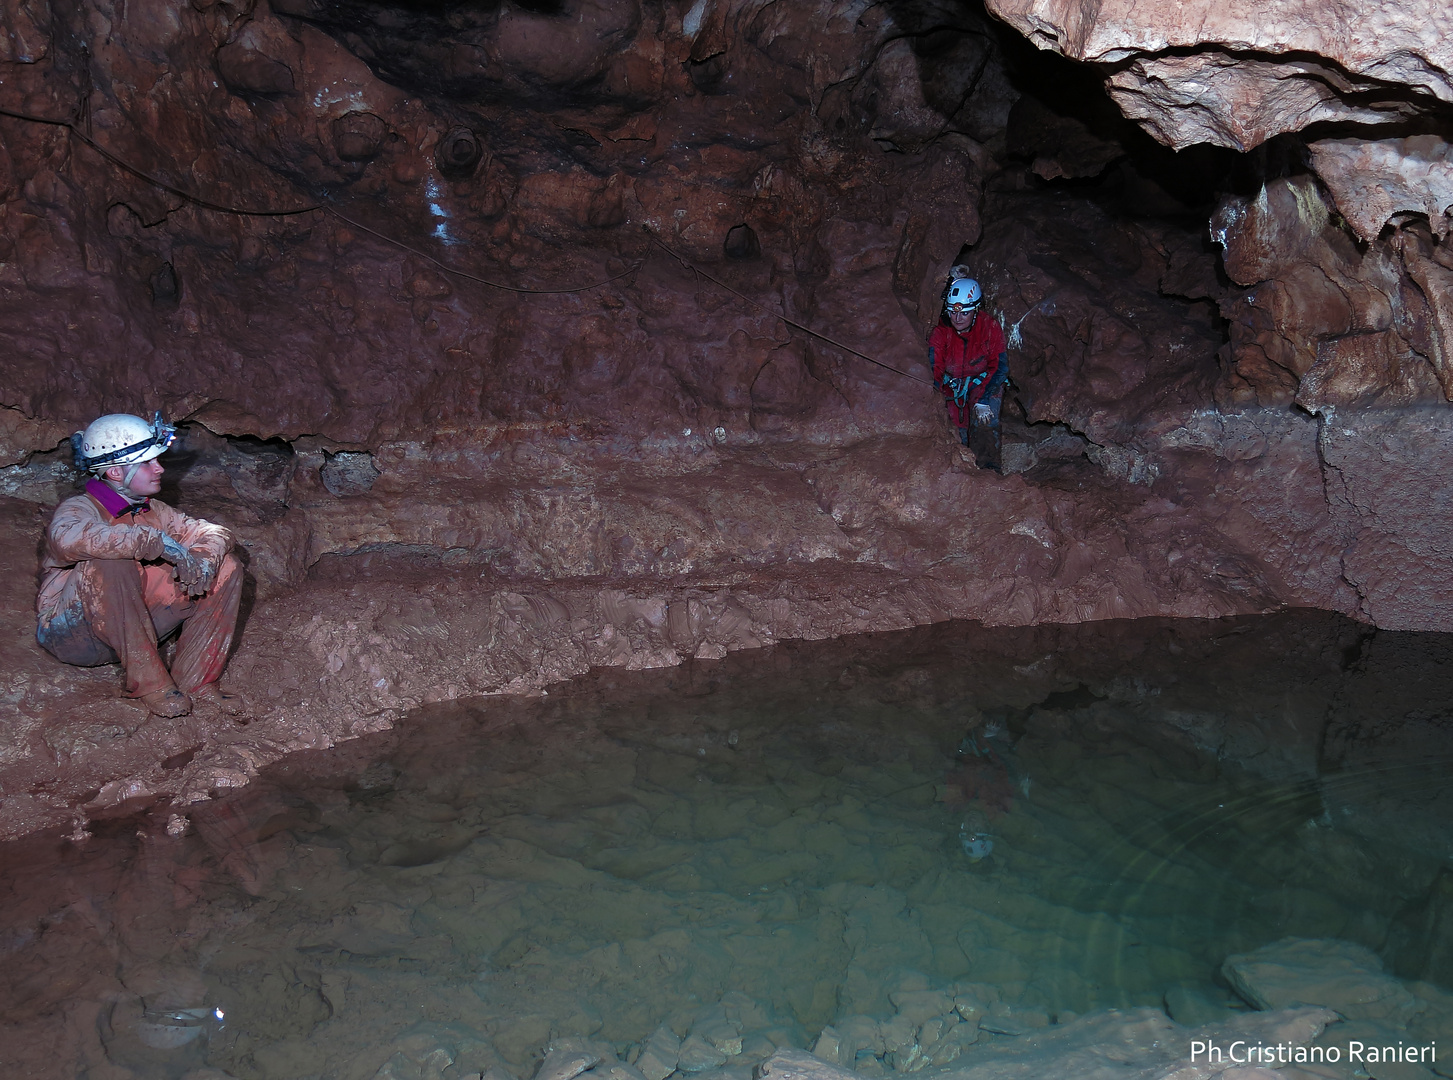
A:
[190, 682, 247, 716]
[141, 685, 192, 718]
[969, 427, 1001, 473]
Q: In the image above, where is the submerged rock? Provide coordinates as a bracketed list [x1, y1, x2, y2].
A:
[677, 1032, 730, 1072]
[1163, 984, 1232, 1027]
[587, 1063, 649, 1080]
[1223, 938, 1419, 1023]
[757, 1048, 857, 1080]
[635, 1025, 681, 1080]
[535, 1047, 602, 1080]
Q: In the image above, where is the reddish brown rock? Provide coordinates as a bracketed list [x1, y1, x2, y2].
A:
[969, 188, 1224, 449]
[984, 0, 1453, 150]
[983, 0, 1453, 425]
[1309, 137, 1453, 243]
[0, 0, 1451, 838]
[1318, 407, 1453, 631]
[1211, 176, 1448, 412]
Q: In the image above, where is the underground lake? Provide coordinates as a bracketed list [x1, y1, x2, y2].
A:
[1, 610, 1450, 1080]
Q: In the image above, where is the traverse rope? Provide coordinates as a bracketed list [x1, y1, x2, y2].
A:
[642, 226, 933, 386]
[0, 104, 639, 294]
[0, 104, 323, 217]
[1, 102, 940, 369]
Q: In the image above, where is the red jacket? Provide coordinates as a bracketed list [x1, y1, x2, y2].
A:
[929, 315, 1007, 409]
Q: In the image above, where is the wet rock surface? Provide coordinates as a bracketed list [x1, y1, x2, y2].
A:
[1223, 939, 1416, 1019]
[1212, 175, 1452, 412]
[979, 0, 1453, 467]
[0, 0, 1000, 444]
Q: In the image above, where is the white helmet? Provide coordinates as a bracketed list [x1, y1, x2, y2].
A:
[946, 276, 982, 310]
[72, 412, 176, 478]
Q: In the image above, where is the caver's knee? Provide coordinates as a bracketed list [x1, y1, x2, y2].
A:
[36, 599, 117, 667]
[80, 556, 145, 590]
[216, 552, 242, 584]
[72, 558, 145, 617]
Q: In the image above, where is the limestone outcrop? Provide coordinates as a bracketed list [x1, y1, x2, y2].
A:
[984, 0, 1453, 152]
[985, 0, 1453, 421]
[979, 0, 1453, 635]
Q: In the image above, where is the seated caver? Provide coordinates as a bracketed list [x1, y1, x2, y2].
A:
[36, 413, 244, 718]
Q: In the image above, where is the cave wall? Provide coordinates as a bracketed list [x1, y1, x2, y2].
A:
[986, 0, 1453, 416]
[2, 0, 1453, 837]
[0, 0, 1018, 449]
[0, 0, 1449, 640]
[984, 0, 1453, 151]
[980, 0, 1453, 629]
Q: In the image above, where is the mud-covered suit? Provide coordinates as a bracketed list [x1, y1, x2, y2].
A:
[37, 479, 242, 698]
[929, 314, 1009, 467]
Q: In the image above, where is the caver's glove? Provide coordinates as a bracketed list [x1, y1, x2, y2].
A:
[973, 402, 994, 421]
[192, 557, 219, 596]
[159, 535, 207, 596]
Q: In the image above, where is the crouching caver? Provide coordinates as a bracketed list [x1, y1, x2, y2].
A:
[929, 269, 1009, 471]
[36, 413, 244, 718]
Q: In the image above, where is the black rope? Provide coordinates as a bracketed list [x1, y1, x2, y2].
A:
[0, 104, 323, 216]
[642, 226, 933, 386]
[1, 102, 940, 339]
[0, 104, 640, 294]
[325, 203, 641, 295]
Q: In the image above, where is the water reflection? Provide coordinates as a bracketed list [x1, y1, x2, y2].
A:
[1, 612, 1451, 1079]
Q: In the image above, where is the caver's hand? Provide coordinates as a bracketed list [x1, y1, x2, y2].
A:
[159, 535, 205, 594]
[973, 402, 993, 421]
[190, 557, 218, 597]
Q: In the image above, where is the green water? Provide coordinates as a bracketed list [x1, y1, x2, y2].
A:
[1, 613, 1451, 1079]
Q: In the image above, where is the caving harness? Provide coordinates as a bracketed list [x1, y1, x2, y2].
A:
[942, 371, 991, 408]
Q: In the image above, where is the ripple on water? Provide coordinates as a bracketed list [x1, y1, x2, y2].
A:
[1, 612, 1451, 1079]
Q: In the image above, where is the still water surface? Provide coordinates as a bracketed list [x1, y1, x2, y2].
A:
[1, 613, 1450, 1079]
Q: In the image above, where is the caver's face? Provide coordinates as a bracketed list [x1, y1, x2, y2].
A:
[107, 458, 164, 498]
[948, 305, 977, 332]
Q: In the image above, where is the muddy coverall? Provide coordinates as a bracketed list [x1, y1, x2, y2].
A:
[37, 481, 241, 697]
